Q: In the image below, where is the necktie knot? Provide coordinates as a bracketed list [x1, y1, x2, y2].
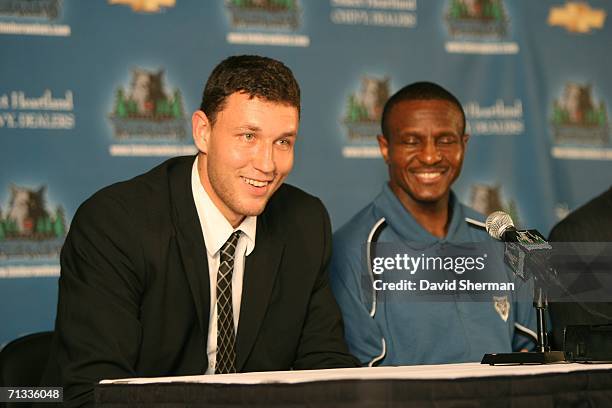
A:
[220, 230, 241, 263]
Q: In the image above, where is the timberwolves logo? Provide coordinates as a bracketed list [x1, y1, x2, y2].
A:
[225, 0, 301, 30]
[551, 82, 609, 146]
[343, 76, 389, 142]
[109, 68, 186, 141]
[108, 0, 175, 13]
[445, 0, 509, 38]
[469, 183, 520, 227]
[493, 295, 509, 322]
[0, 185, 66, 277]
[0, 0, 61, 20]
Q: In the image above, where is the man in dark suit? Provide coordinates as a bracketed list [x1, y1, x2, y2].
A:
[43, 55, 358, 407]
[548, 187, 612, 350]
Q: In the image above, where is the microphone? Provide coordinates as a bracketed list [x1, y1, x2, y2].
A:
[485, 211, 552, 281]
[485, 211, 514, 240]
[486, 211, 551, 250]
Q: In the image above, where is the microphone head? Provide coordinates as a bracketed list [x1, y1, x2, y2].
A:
[485, 211, 515, 240]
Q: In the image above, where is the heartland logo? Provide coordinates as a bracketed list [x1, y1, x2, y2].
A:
[0, 90, 75, 130]
[330, 0, 418, 28]
[464, 99, 524, 136]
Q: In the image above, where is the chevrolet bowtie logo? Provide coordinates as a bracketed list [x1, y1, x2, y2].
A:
[109, 0, 176, 13]
[548, 2, 606, 33]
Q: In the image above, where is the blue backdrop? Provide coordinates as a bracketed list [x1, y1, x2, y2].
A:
[1, 0, 611, 346]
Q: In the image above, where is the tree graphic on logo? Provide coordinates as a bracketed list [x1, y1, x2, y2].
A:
[345, 95, 369, 123]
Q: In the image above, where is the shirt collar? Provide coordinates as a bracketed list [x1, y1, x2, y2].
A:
[191, 156, 256, 257]
[374, 183, 465, 243]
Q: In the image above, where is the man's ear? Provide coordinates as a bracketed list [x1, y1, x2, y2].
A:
[192, 110, 211, 153]
[462, 133, 470, 148]
[377, 134, 390, 164]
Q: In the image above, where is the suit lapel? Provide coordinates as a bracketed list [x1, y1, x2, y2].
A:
[236, 213, 284, 371]
[168, 157, 210, 340]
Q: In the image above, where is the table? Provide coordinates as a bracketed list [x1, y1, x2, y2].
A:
[95, 362, 612, 407]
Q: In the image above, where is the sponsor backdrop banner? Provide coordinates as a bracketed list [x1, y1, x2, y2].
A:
[0, 0, 610, 346]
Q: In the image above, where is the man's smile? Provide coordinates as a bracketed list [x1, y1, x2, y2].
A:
[410, 168, 448, 184]
[241, 176, 272, 188]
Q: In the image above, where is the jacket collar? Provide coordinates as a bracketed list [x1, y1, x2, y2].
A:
[374, 183, 465, 244]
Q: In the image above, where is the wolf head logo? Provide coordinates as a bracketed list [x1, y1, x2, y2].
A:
[128, 69, 168, 116]
[493, 295, 510, 322]
[560, 83, 595, 124]
[7, 185, 48, 235]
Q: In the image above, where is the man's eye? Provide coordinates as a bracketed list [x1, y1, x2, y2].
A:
[438, 137, 457, 144]
[274, 138, 294, 150]
[401, 138, 419, 145]
[243, 133, 255, 141]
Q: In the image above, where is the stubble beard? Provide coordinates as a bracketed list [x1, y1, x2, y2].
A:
[206, 157, 267, 219]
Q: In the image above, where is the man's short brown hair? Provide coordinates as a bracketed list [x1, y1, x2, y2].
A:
[199, 55, 301, 124]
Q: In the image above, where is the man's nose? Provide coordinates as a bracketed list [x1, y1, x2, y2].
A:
[252, 142, 276, 174]
[418, 138, 442, 164]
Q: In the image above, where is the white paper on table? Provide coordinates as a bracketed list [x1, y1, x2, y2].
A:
[100, 362, 612, 385]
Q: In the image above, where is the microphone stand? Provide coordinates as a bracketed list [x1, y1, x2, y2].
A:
[482, 247, 566, 365]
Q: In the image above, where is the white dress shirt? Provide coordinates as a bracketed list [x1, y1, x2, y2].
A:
[191, 156, 256, 374]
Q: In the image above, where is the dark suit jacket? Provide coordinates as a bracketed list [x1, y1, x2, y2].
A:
[42, 156, 358, 407]
[548, 186, 612, 350]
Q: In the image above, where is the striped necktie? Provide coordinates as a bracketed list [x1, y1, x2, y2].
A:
[215, 230, 241, 374]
